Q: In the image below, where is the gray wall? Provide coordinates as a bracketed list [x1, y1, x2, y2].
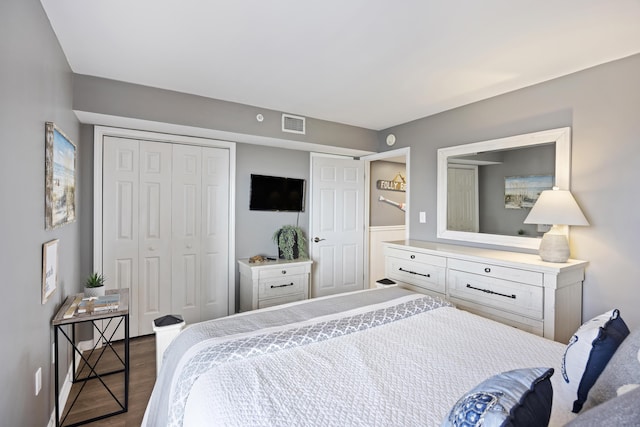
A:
[236, 144, 311, 259]
[370, 161, 407, 226]
[380, 53, 640, 330]
[72, 74, 379, 154]
[0, 0, 83, 425]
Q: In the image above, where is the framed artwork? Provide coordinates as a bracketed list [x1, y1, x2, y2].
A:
[42, 239, 59, 304]
[504, 175, 553, 209]
[45, 122, 76, 229]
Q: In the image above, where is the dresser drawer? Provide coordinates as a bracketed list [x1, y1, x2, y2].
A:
[448, 258, 542, 286]
[258, 265, 308, 279]
[448, 270, 543, 320]
[385, 247, 447, 267]
[387, 258, 446, 294]
[259, 275, 306, 299]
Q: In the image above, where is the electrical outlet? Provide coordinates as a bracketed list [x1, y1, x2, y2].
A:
[419, 211, 426, 223]
[35, 367, 42, 396]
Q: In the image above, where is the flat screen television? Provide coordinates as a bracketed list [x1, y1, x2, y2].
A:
[250, 174, 305, 212]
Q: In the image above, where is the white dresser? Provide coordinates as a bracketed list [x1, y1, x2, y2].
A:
[238, 258, 313, 312]
[384, 240, 588, 343]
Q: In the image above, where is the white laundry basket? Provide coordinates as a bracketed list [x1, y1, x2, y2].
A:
[153, 314, 185, 376]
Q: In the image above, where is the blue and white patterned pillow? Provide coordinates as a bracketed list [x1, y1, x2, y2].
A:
[442, 367, 554, 427]
[561, 309, 630, 413]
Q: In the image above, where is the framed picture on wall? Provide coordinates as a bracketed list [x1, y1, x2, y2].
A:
[504, 175, 553, 209]
[42, 239, 59, 304]
[45, 122, 76, 229]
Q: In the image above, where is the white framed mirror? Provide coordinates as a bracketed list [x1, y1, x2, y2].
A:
[436, 127, 571, 249]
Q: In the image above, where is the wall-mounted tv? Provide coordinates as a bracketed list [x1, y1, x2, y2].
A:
[250, 174, 306, 212]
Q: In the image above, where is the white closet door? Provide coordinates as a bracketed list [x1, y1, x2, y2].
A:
[200, 147, 230, 320]
[172, 144, 203, 325]
[138, 141, 172, 335]
[447, 165, 479, 232]
[103, 136, 140, 334]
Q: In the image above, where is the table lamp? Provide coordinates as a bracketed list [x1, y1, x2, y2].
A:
[524, 187, 588, 262]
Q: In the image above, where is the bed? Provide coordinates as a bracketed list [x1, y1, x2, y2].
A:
[143, 287, 636, 427]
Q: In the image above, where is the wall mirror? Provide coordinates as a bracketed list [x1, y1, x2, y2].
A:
[436, 127, 571, 249]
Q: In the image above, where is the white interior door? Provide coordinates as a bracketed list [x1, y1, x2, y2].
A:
[447, 165, 479, 232]
[310, 155, 365, 298]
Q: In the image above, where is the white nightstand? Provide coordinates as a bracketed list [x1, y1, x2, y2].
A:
[238, 258, 313, 312]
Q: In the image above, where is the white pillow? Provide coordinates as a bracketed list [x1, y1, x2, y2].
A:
[561, 309, 629, 413]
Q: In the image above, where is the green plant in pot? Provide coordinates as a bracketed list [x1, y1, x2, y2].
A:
[84, 272, 106, 298]
[273, 225, 307, 260]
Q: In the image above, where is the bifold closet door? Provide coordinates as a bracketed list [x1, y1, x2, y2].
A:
[199, 147, 229, 321]
[137, 141, 172, 335]
[171, 145, 229, 325]
[103, 137, 230, 336]
[103, 137, 173, 336]
[103, 136, 141, 335]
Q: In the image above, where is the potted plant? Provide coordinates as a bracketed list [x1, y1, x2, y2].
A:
[273, 225, 307, 260]
[84, 272, 106, 297]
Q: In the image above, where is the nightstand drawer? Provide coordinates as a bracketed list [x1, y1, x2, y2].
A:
[259, 275, 306, 299]
[448, 258, 542, 286]
[258, 293, 306, 309]
[387, 258, 446, 294]
[448, 270, 543, 320]
[258, 265, 308, 279]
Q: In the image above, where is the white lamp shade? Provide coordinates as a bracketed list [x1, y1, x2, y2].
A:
[524, 189, 589, 226]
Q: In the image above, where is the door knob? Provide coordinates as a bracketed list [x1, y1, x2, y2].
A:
[313, 237, 326, 243]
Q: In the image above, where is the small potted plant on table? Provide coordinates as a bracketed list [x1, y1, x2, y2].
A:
[84, 272, 106, 297]
[273, 225, 307, 260]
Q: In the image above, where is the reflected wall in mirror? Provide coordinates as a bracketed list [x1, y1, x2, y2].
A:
[437, 127, 571, 250]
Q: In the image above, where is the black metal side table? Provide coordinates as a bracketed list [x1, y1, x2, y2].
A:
[52, 288, 129, 427]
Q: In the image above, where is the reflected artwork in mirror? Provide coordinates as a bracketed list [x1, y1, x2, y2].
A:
[437, 127, 571, 250]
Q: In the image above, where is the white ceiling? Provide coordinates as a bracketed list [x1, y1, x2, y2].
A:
[41, 0, 640, 131]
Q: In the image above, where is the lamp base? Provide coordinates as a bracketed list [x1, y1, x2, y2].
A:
[538, 229, 570, 263]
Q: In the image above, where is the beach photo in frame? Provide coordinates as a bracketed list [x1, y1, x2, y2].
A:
[42, 239, 59, 304]
[504, 175, 553, 209]
[45, 122, 76, 229]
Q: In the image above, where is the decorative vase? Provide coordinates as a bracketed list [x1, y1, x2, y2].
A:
[84, 286, 105, 298]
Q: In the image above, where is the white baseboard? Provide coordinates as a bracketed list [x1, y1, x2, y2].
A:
[47, 339, 94, 427]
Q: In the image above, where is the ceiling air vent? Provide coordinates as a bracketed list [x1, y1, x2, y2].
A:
[282, 114, 306, 135]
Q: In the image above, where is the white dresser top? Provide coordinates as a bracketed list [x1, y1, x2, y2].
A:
[384, 240, 588, 273]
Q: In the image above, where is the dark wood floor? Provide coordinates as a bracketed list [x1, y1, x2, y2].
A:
[61, 335, 156, 426]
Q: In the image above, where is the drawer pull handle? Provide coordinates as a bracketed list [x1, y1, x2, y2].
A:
[466, 284, 516, 299]
[281, 270, 287, 275]
[271, 282, 294, 289]
[484, 267, 491, 273]
[410, 255, 416, 259]
[398, 267, 430, 278]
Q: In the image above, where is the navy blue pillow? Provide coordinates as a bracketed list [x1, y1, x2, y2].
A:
[442, 368, 554, 427]
[561, 309, 630, 413]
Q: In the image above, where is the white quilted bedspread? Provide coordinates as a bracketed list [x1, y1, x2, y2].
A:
[176, 298, 575, 427]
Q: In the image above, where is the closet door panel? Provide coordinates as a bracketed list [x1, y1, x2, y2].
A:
[103, 136, 140, 335]
[138, 141, 172, 335]
[172, 144, 202, 325]
[201, 147, 230, 319]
